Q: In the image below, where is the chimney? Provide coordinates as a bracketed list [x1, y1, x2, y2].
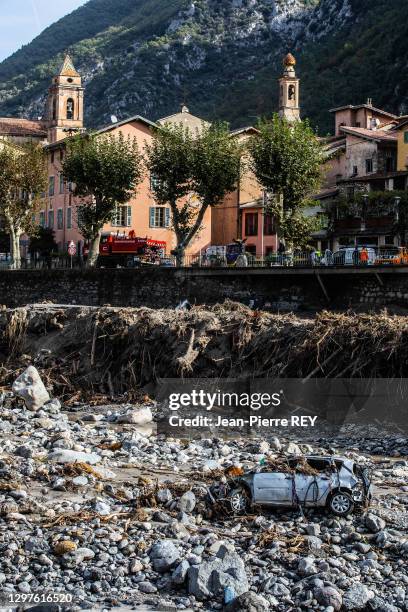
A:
[366, 98, 373, 107]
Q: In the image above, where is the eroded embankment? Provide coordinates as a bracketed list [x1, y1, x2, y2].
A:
[0, 302, 407, 400]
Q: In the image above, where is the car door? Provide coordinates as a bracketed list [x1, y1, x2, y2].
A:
[252, 472, 293, 505]
[293, 474, 324, 506]
[294, 460, 332, 506]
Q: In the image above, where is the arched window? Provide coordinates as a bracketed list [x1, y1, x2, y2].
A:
[288, 84, 296, 101]
[67, 98, 74, 120]
[52, 98, 56, 121]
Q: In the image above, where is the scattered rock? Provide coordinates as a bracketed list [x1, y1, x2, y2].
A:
[48, 450, 101, 465]
[224, 591, 269, 611]
[343, 583, 374, 610]
[179, 490, 196, 513]
[188, 544, 248, 600]
[365, 513, 386, 533]
[149, 540, 180, 573]
[315, 586, 343, 611]
[116, 406, 153, 425]
[12, 366, 50, 411]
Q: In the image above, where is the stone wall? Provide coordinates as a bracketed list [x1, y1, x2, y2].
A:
[2, 267, 408, 310]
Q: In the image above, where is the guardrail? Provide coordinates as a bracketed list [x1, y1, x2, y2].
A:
[180, 250, 408, 268]
[1, 249, 407, 270]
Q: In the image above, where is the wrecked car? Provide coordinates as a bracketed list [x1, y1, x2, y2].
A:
[208, 455, 372, 517]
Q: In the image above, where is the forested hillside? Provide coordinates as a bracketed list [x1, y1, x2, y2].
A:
[0, 0, 407, 133]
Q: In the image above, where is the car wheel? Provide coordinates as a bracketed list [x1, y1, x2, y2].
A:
[228, 487, 250, 515]
[328, 491, 354, 516]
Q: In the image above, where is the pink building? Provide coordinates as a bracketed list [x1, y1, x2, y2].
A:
[37, 57, 212, 259]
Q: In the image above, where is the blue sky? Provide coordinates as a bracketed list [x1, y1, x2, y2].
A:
[0, 0, 87, 62]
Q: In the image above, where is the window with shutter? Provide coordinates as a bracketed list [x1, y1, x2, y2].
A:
[149, 207, 155, 228]
[150, 206, 170, 228]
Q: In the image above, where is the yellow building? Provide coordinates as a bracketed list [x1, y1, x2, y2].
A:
[396, 118, 408, 170]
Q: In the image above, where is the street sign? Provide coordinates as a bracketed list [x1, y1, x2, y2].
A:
[68, 241, 77, 256]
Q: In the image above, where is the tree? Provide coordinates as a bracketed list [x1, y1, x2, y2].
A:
[0, 143, 47, 269]
[248, 114, 324, 247]
[62, 132, 144, 267]
[29, 227, 58, 259]
[146, 122, 241, 266]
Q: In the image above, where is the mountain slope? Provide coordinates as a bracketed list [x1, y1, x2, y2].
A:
[0, 0, 407, 133]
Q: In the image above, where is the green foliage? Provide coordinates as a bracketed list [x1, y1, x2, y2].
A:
[248, 114, 323, 244]
[280, 209, 322, 249]
[62, 132, 143, 241]
[1, 0, 407, 133]
[0, 143, 47, 233]
[29, 227, 58, 256]
[0, 142, 47, 267]
[145, 121, 240, 263]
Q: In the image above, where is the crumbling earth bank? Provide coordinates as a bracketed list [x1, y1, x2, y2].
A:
[2, 303, 408, 399]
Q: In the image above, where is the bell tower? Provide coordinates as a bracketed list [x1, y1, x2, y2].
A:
[47, 55, 84, 143]
[279, 53, 300, 122]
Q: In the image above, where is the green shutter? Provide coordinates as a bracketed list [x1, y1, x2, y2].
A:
[126, 206, 132, 227]
[404, 131, 408, 144]
[149, 207, 155, 228]
[165, 207, 170, 227]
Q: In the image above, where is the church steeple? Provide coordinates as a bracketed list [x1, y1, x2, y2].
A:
[278, 53, 300, 122]
[46, 54, 84, 143]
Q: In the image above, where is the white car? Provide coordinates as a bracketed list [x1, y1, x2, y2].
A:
[209, 455, 372, 517]
[333, 247, 376, 266]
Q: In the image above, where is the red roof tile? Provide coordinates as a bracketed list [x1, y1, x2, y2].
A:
[0, 118, 47, 137]
[340, 125, 397, 142]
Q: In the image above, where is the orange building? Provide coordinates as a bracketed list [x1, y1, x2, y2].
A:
[39, 57, 212, 258]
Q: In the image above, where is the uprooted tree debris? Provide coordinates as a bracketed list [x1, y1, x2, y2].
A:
[1, 302, 408, 399]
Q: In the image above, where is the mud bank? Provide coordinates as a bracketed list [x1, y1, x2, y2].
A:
[1, 302, 408, 399]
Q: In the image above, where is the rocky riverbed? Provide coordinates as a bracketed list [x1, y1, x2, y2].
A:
[0, 368, 408, 612]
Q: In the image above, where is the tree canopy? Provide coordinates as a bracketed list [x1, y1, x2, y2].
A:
[0, 143, 47, 268]
[146, 121, 241, 264]
[248, 114, 323, 246]
[62, 131, 144, 266]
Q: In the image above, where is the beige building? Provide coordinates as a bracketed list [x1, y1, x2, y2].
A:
[279, 53, 300, 122]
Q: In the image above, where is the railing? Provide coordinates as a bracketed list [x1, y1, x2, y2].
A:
[1, 249, 408, 270]
[0, 256, 83, 270]
[180, 249, 408, 268]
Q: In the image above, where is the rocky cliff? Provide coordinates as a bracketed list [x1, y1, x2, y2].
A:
[0, 0, 406, 133]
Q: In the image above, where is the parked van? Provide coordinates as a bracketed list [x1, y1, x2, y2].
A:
[333, 247, 376, 266]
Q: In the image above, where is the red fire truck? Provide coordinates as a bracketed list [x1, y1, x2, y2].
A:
[97, 232, 167, 267]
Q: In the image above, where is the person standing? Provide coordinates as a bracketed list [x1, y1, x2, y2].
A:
[278, 241, 285, 265]
[360, 246, 369, 266]
[353, 245, 359, 266]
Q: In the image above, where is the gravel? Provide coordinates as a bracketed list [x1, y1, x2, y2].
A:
[0, 370, 407, 611]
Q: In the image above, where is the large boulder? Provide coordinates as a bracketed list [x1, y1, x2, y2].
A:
[149, 540, 180, 573]
[188, 544, 248, 600]
[12, 366, 50, 411]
